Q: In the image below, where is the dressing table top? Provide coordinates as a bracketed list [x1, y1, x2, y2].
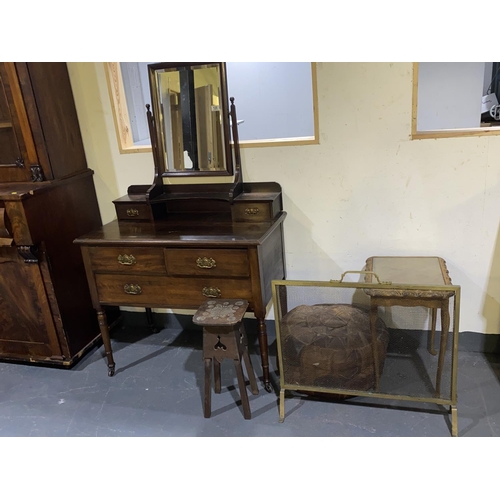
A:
[74, 213, 287, 247]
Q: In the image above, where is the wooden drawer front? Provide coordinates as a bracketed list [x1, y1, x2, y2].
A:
[167, 277, 253, 307]
[114, 203, 151, 221]
[88, 247, 166, 274]
[95, 274, 169, 306]
[232, 202, 274, 222]
[164, 248, 249, 277]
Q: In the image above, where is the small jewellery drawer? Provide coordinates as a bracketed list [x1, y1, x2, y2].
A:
[164, 248, 249, 277]
[88, 247, 166, 274]
[231, 202, 273, 222]
[95, 274, 169, 306]
[114, 203, 152, 221]
[166, 277, 253, 307]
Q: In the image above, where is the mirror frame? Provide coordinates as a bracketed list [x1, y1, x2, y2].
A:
[147, 62, 234, 177]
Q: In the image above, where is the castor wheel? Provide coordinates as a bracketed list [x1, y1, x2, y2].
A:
[264, 382, 272, 393]
[108, 366, 115, 377]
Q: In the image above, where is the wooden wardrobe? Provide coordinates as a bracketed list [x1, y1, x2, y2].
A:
[0, 62, 104, 366]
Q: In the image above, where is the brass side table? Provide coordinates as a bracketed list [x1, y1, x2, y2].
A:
[364, 256, 457, 433]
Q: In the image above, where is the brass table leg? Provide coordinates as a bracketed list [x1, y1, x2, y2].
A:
[450, 405, 458, 437]
[428, 307, 438, 355]
[369, 302, 381, 391]
[279, 388, 285, 423]
[97, 310, 115, 377]
[435, 299, 450, 397]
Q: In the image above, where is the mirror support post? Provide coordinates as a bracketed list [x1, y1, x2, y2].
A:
[229, 97, 243, 202]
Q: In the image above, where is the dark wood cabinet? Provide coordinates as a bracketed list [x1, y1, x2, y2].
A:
[0, 62, 104, 366]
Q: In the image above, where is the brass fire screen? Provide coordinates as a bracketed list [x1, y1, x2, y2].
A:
[271, 276, 461, 436]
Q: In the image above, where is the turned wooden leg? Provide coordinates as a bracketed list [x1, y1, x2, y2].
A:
[97, 310, 115, 377]
[213, 358, 221, 394]
[435, 299, 450, 397]
[257, 317, 272, 393]
[145, 307, 160, 333]
[234, 358, 251, 419]
[204, 358, 212, 418]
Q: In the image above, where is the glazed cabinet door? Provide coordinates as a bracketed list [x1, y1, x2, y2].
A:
[0, 246, 62, 360]
[0, 63, 39, 182]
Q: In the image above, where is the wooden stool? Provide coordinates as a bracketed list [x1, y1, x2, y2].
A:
[193, 299, 259, 419]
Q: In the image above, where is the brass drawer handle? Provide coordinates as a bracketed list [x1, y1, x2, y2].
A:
[126, 209, 139, 217]
[245, 208, 260, 215]
[202, 286, 221, 298]
[118, 254, 137, 266]
[124, 284, 142, 295]
[196, 257, 216, 269]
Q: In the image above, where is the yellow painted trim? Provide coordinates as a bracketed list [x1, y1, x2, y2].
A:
[412, 127, 500, 140]
[105, 62, 320, 153]
[411, 62, 500, 140]
[119, 144, 152, 154]
[411, 62, 419, 137]
[311, 61, 320, 143]
[239, 136, 319, 148]
[104, 62, 134, 153]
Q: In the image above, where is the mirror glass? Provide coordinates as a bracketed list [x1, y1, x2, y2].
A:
[148, 62, 232, 176]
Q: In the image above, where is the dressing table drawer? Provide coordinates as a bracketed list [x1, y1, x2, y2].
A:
[88, 247, 166, 274]
[167, 277, 253, 306]
[164, 248, 249, 277]
[95, 274, 169, 306]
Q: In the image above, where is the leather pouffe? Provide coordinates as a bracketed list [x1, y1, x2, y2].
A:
[280, 304, 389, 391]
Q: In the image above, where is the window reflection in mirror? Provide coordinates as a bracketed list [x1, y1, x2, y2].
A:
[151, 63, 227, 173]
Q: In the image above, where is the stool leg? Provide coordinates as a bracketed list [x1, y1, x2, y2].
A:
[243, 349, 259, 396]
[234, 359, 251, 419]
[214, 359, 221, 394]
[240, 325, 259, 395]
[204, 358, 212, 418]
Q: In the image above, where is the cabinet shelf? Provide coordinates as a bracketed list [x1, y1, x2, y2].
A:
[0, 121, 13, 129]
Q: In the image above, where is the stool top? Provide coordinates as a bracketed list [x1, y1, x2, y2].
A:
[193, 299, 249, 326]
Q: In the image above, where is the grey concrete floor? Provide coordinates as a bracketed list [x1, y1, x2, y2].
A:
[0, 314, 499, 437]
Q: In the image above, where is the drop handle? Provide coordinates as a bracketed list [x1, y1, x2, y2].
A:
[202, 286, 221, 298]
[118, 254, 136, 266]
[196, 257, 216, 269]
[124, 284, 142, 295]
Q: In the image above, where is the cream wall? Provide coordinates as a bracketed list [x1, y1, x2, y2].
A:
[67, 62, 500, 334]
